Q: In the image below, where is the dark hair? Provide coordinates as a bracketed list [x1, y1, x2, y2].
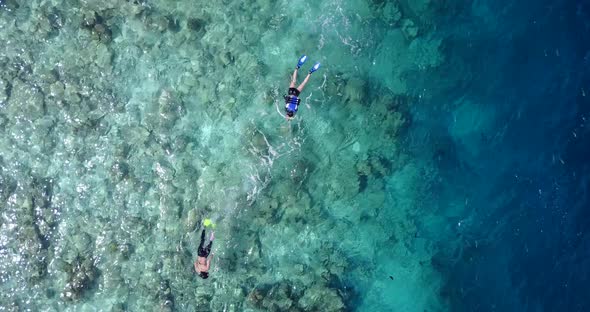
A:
[287, 111, 294, 117]
[199, 272, 209, 279]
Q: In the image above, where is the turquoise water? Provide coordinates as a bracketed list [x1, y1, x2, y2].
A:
[2, 0, 589, 311]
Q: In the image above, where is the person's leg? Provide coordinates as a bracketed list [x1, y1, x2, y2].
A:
[204, 232, 214, 256]
[198, 229, 205, 252]
[290, 68, 298, 88]
[297, 73, 311, 92]
[204, 241, 213, 257]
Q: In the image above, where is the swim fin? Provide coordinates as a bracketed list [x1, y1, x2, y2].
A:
[203, 218, 215, 228]
[309, 62, 321, 74]
[297, 55, 307, 69]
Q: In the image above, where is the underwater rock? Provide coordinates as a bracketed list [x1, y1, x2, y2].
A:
[31, 12, 53, 38]
[146, 15, 169, 33]
[401, 19, 419, 40]
[80, 0, 117, 12]
[157, 89, 185, 129]
[30, 177, 52, 210]
[289, 158, 313, 185]
[154, 159, 175, 181]
[80, 11, 112, 42]
[325, 161, 361, 202]
[371, 154, 392, 176]
[343, 77, 366, 104]
[406, 0, 432, 16]
[195, 285, 214, 310]
[81, 12, 97, 29]
[298, 285, 345, 312]
[108, 241, 133, 260]
[61, 256, 97, 301]
[49, 81, 65, 99]
[356, 154, 393, 180]
[248, 285, 265, 306]
[356, 160, 372, 177]
[158, 89, 173, 110]
[0, 114, 7, 131]
[219, 51, 234, 66]
[243, 235, 263, 264]
[30, 177, 57, 241]
[167, 15, 182, 33]
[382, 2, 402, 25]
[119, 243, 133, 260]
[187, 17, 206, 33]
[319, 244, 349, 277]
[158, 196, 181, 222]
[15, 207, 51, 283]
[0, 173, 17, 204]
[7, 78, 44, 120]
[248, 281, 306, 312]
[110, 303, 126, 312]
[0, 78, 8, 104]
[93, 23, 112, 43]
[32, 66, 58, 86]
[95, 43, 113, 68]
[262, 297, 292, 311]
[47, 8, 64, 31]
[231, 287, 246, 301]
[256, 195, 280, 221]
[110, 161, 129, 182]
[171, 160, 198, 191]
[352, 141, 361, 153]
[264, 283, 294, 311]
[158, 280, 175, 312]
[123, 0, 146, 16]
[101, 265, 125, 289]
[113, 141, 131, 159]
[281, 199, 309, 224]
[170, 134, 190, 153]
[247, 126, 271, 152]
[358, 173, 369, 193]
[280, 192, 311, 225]
[64, 83, 81, 104]
[186, 208, 200, 231]
[6, 47, 33, 81]
[1, 0, 19, 11]
[72, 232, 92, 253]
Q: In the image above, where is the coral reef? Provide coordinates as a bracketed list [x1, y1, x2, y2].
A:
[0, 0, 449, 311]
[61, 255, 97, 301]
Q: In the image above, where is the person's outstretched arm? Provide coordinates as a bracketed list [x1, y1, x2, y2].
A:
[206, 253, 215, 270]
[194, 260, 199, 272]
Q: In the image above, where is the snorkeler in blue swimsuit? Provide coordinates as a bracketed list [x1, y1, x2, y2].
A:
[284, 55, 321, 120]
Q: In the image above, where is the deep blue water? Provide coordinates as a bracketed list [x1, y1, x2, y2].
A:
[413, 0, 590, 310]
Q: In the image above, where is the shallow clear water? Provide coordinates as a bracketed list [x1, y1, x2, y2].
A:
[1, 0, 589, 311]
